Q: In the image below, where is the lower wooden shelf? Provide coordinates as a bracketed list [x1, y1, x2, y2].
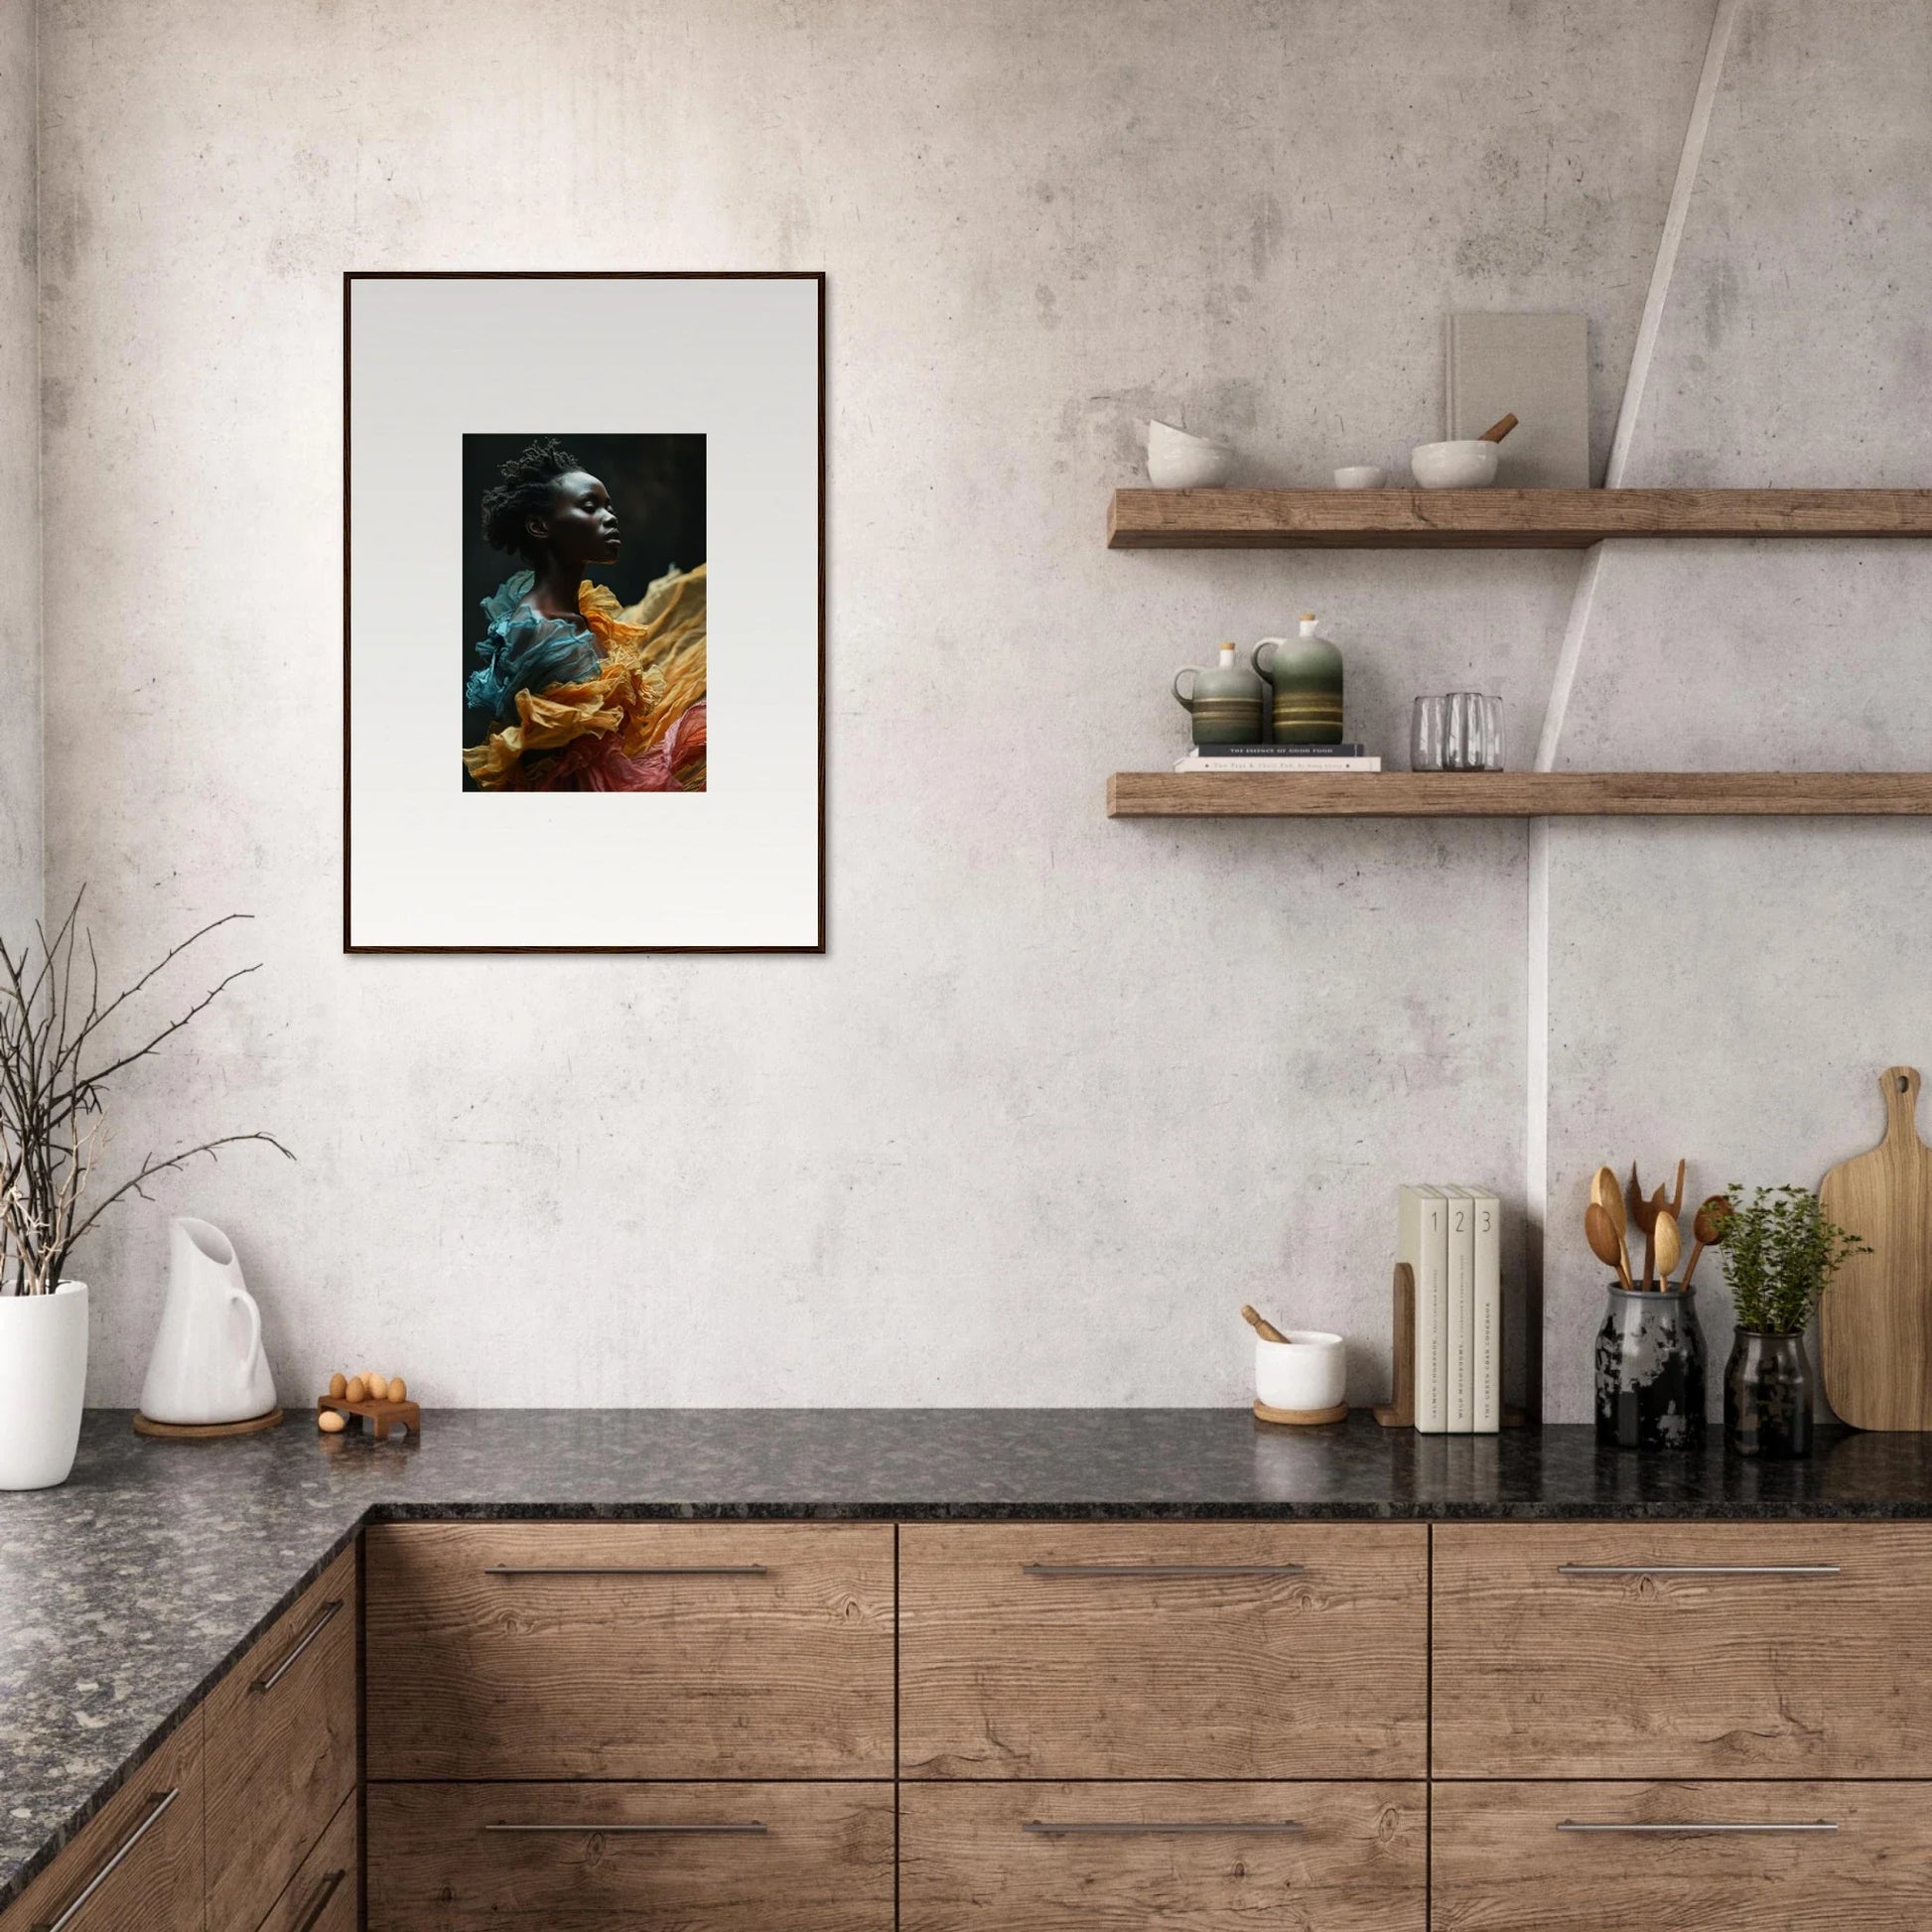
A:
[1107, 771, 1932, 818]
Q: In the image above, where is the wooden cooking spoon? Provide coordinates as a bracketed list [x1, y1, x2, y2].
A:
[1627, 1164, 1661, 1234]
[1680, 1194, 1732, 1290]
[1479, 412, 1519, 443]
[1241, 1305, 1291, 1344]
[1587, 1201, 1635, 1291]
[1653, 1208, 1683, 1289]
[1590, 1168, 1633, 1281]
[1670, 1158, 1687, 1217]
[1640, 1183, 1669, 1288]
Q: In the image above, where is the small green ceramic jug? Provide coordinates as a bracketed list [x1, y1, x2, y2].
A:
[1252, 615, 1344, 745]
[1173, 642, 1266, 746]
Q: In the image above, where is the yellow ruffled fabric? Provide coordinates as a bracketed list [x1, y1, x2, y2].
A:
[463, 565, 707, 790]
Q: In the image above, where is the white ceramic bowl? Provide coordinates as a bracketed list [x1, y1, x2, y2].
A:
[1410, 440, 1498, 489]
[1332, 465, 1386, 489]
[1254, 1329, 1346, 1413]
[1147, 420, 1235, 488]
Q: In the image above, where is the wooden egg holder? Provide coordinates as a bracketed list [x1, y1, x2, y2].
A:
[1374, 1261, 1526, 1430]
[317, 1394, 421, 1439]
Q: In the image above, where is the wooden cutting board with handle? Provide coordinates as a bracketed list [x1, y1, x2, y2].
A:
[1820, 1065, 1932, 1430]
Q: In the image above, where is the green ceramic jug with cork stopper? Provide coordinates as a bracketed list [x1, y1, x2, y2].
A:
[1252, 614, 1344, 744]
[1173, 642, 1266, 746]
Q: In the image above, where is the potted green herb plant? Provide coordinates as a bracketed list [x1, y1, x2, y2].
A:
[1, 894, 290, 1489]
[1716, 1184, 1869, 1458]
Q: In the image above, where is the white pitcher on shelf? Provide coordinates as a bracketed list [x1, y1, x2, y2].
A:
[139, 1218, 277, 1426]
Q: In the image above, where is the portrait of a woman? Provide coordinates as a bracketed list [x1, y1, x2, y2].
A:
[462, 436, 707, 791]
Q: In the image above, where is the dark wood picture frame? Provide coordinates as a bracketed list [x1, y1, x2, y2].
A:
[343, 270, 826, 955]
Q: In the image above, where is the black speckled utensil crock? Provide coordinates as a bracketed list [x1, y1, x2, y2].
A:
[1595, 1282, 1707, 1451]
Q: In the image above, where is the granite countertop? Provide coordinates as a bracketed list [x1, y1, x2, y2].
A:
[7, 1407, 1932, 1906]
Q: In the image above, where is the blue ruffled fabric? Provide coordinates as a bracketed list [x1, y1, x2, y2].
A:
[464, 572, 605, 729]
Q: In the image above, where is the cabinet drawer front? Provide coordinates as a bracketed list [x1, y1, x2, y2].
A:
[899, 1523, 1426, 1777]
[2, 1713, 203, 1932]
[1434, 1523, 1932, 1776]
[901, 1781, 1426, 1931]
[1432, 1781, 1932, 1931]
[257, 1788, 356, 1932]
[367, 1781, 894, 1931]
[365, 1522, 894, 1778]
[205, 1542, 359, 1932]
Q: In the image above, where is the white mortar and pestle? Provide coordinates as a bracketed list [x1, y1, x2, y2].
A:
[1410, 412, 1518, 488]
[1242, 1305, 1348, 1426]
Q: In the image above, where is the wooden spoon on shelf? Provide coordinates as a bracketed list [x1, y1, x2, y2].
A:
[1587, 1202, 1635, 1291]
[1241, 1305, 1291, 1344]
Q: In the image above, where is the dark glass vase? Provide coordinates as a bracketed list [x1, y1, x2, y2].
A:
[1594, 1283, 1707, 1450]
[1725, 1329, 1815, 1458]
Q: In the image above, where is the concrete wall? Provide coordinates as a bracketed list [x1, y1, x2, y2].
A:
[0, 0, 37, 944]
[28, 0, 1922, 1417]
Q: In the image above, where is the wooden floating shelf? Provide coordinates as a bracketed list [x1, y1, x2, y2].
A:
[1106, 486, 1932, 549]
[1107, 771, 1932, 818]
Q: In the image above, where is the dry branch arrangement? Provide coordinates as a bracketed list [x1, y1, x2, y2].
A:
[0, 891, 292, 1296]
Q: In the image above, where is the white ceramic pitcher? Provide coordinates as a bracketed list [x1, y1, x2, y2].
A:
[139, 1218, 277, 1425]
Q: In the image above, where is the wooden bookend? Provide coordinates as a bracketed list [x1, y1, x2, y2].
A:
[1374, 1262, 1416, 1428]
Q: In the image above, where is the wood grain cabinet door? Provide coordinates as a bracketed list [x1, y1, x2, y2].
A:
[899, 1522, 1427, 1777]
[365, 1522, 895, 1778]
[254, 1789, 356, 1932]
[204, 1542, 359, 1932]
[366, 1781, 895, 1931]
[1433, 1522, 1932, 1776]
[0, 1712, 203, 1932]
[1432, 1781, 1932, 1931]
[900, 1781, 1427, 1931]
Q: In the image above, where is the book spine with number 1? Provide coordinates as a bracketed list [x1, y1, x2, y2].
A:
[1399, 1185, 1449, 1434]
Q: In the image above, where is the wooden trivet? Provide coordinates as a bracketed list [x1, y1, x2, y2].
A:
[134, 1408, 283, 1440]
[1253, 1399, 1350, 1428]
[317, 1395, 421, 1439]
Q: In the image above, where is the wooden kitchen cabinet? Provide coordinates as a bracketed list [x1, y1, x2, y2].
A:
[204, 1543, 358, 1932]
[900, 1780, 1427, 1931]
[366, 1780, 895, 1931]
[899, 1522, 1427, 1777]
[364, 1521, 895, 1779]
[0, 1714, 203, 1932]
[1431, 1780, 1932, 1930]
[253, 1789, 356, 1932]
[1433, 1522, 1932, 1777]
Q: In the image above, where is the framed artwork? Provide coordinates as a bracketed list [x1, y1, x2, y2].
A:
[344, 272, 824, 952]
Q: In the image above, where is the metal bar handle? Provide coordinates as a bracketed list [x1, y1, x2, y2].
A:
[290, 1866, 346, 1932]
[252, 1599, 345, 1694]
[1024, 1820, 1304, 1837]
[31, 1788, 180, 1932]
[483, 1822, 767, 1835]
[1559, 1821, 1838, 1835]
[1021, 1564, 1306, 1579]
[1558, 1565, 1841, 1578]
[483, 1565, 770, 1578]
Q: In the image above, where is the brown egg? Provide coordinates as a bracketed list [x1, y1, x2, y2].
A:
[318, 1410, 347, 1434]
[387, 1376, 407, 1402]
[328, 1372, 347, 1400]
[365, 1373, 390, 1402]
[344, 1375, 367, 1404]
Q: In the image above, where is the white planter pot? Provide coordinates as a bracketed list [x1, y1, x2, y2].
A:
[0, 1281, 89, 1489]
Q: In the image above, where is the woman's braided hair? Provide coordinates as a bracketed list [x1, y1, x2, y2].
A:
[480, 437, 583, 562]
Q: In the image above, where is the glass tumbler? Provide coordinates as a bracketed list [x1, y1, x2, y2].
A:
[1410, 697, 1447, 771]
[1445, 691, 1486, 770]
[1481, 694, 1505, 770]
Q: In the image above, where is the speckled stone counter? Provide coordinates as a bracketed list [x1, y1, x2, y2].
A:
[7, 1407, 1932, 1907]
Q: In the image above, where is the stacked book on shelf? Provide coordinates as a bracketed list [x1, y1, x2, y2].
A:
[1397, 1183, 1501, 1435]
[1175, 744, 1382, 773]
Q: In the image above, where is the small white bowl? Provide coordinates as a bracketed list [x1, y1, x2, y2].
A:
[1254, 1330, 1346, 1413]
[1411, 440, 1499, 489]
[1332, 465, 1386, 489]
[1147, 420, 1235, 488]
